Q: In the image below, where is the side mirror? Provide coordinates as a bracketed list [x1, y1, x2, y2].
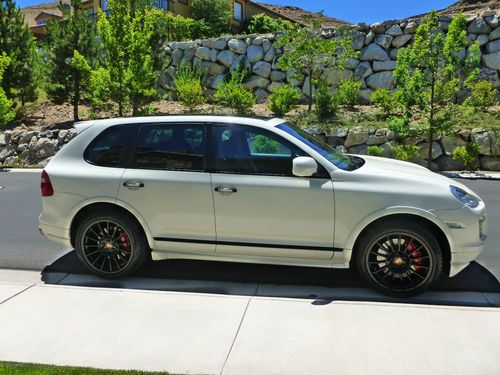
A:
[293, 157, 318, 177]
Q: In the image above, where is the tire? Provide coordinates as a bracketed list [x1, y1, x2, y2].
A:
[75, 208, 149, 279]
[355, 219, 443, 297]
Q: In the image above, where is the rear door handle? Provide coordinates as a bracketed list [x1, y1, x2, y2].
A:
[124, 181, 145, 189]
[215, 186, 237, 194]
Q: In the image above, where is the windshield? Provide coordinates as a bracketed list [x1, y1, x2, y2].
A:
[276, 123, 364, 171]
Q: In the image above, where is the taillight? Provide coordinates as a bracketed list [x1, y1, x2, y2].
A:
[41, 170, 54, 197]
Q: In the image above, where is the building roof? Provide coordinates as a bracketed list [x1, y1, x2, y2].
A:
[253, 2, 348, 27]
[21, 0, 91, 28]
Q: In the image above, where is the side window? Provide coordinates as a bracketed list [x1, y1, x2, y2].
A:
[215, 126, 304, 176]
[133, 124, 206, 171]
[84, 125, 131, 167]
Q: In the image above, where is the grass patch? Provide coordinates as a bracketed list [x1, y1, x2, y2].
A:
[0, 362, 171, 375]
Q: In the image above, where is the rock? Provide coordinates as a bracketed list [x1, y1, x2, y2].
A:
[16, 143, 29, 153]
[348, 144, 368, 155]
[253, 36, 267, 45]
[473, 130, 493, 155]
[354, 62, 373, 80]
[390, 48, 399, 60]
[345, 127, 369, 148]
[486, 39, 500, 54]
[418, 141, 443, 160]
[352, 36, 365, 50]
[458, 130, 471, 142]
[287, 71, 304, 87]
[210, 74, 226, 89]
[210, 49, 218, 62]
[476, 34, 489, 47]
[482, 50, 500, 70]
[336, 145, 348, 153]
[9, 130, 22, 144]
[252, 61, 272, 78]
[33, 138, 56, 160]
[207, 62, 227, 75]
[326, 127, 349, 138]
[0, 133, 5, 147]
[365, 30, 375, 44]
[0, 145, 16, 163]
[267, 82, 285, 93]
[3, 155, 19, 166]
[392, 34, 412, 48]
[254, 88, 269, 104]
[302, 77, 313, 97]
[468, 17, 491, 34]
[435, 155, 465, 171]
[345, 58, 359, 70]
[404, 21, 417, 34]
[182, 46, 196, 62]
[264, 46, 276, 62]
[366, 134, 387, 145]
[171, 41, 197, 50]
[441, 136, 467, 155]
[230, 55, 251, 72]
[479, 67, 500, 88]
[171, 49, 183, 66]
[195, 47, 212, 61]
[321, 68, 353, 86]
[359, 44, 390, 61]
[372, 60, 397, 72]
[39, 130, 53, 138]
[247, 45, 264, 64]
[490, 26, 500, 41]
[366, 71, 394, 89]
[202, 38, 228, 50]
[486, 16, 499, 28]
[228, 39, 247, 55]
[371, 22, 385, 34]
[217, 50, 236, 68]
[359, 89, 373, 105]
[263, 39, 272, 53]
[375, 34, 393, 49]
[480, 156, 500, 170]
[243, 75, 270, 90]
[270, 70, 286, 81]
[66, 129, 77, 142]
[440, 21, 450, 31]
[386, 24, 403, 36]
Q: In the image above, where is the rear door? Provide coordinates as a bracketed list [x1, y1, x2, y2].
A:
[116, 122, 216, 254]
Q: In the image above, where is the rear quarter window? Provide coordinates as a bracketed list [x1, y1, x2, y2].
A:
[84, 125, 131, 167]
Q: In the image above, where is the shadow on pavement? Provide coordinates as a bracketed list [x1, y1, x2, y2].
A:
[40, 250, 500, 307]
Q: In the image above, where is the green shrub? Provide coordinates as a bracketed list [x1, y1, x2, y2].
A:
[268, 85, 301, 117]
[390, 145, 420, 162]
[337, 79, 361, 107]
[313, 81, 338, 121]
[367, 145, 384, 157]
[0, 54, 15, 126]
[215, 69, 255, 114]
[174, 63, 206, 112]
[464, 80, 497, 109]
[453, 143, 480, 172]
[247, 14, 294, 34]
[371, 88, 397, 116]
[87, 67, 112, 110]
[191, 0, 231, 37]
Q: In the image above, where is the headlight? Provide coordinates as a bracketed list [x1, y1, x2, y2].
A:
[450, 185, 480, 208]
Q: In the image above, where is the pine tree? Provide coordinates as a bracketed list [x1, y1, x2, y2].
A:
[45, 0, 97, 121]
[0, 0, 37, 106]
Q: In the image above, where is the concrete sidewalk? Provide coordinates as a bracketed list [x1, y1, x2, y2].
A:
[0, 272, 499, 374]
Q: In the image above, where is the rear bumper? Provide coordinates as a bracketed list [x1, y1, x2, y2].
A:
[39, 223, 72, 248]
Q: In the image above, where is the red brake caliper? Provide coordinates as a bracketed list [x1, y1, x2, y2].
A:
[119, 232, 131, 252]
[406, 242, 422, 272]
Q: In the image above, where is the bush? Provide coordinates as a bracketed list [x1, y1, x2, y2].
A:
[314, 81, 338, 121]
[367, 145, 384, 157]
[215, 69, 255, 114]
[0, 54, 15, 126]
[174, 63, 206, 112]
[191, 0, 231, 37]
[247, 14, 294, 34]
[453, 143, 480, 172]
[337, 79, 361, 107]
[87, 67, 112, 110]
[268, 85, 301, 117]
[371, 88, 397, 117]
[464, 80, 497, 109]
[390, 145, 420, 162]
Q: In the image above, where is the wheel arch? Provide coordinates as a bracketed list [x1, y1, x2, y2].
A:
[348, 210, 452, 275]
[69, 201, 155, 250]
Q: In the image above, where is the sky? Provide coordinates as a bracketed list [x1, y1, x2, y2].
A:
[16, 0, 458, 24]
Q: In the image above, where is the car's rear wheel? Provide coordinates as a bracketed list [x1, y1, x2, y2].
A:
[356, 220, 443, 297]
[75, 209, 149, 279]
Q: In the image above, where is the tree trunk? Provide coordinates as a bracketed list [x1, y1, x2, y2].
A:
[427, 76, 436, 169]
[73, 78, 80, 122]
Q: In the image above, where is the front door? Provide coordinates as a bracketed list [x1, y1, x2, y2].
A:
[211, 124, 335, 260]
[116, 122, 215, 254]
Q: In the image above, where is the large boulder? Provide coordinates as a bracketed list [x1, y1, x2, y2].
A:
[195, 47, 211, 61]
[252, 61, 272, 78]
[480, 156, 500, 171]
[354, 62, 373, 80]
[392, 34, 412, 48]
[434, 155, 465, 171]
[345, 127, 369, 148]
[479, 67, 500, 88]
[386, 24, 403, 36]
[440, 136, 467, 155]
[359, 44, 390, 61]
[365, 30, 375, 44]
[477, 34, 490, 46]
[264, 46, 276, 62]
[490, 26, 500, 41]
[371, 22, 386, 34]
[33, 138, 56, 161]
[171, 49, 183, 66]
[247, 45, 264, 64]
[202, 38, 228, 50]
[217, 50, 236, 68]
[418, 141, 443, 160]
[228, 39, 247, 55]
[321, 68, 353, 86]
[270, 70, 286, 81]
[267, 81, 285, 93]
[374, 34, 393, 49]
[486, 40, 500, 54]
[366, 71, 394, 89]
[468, 18, 491, 34]
[472, 129, 493, 155]
[372, 60, 396, 72]
[0, 133, 6, 147]
[0, 145, 16, 163]
[482, 50, 500, 70]
[345, 58, 360, 70]
[243, 75, 270, 90]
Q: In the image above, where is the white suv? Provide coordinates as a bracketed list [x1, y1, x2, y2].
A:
[39, 116, 487, 296]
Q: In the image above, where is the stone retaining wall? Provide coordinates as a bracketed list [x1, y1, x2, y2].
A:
[1, 127, 498, 171]
[159, 11, 500, 103]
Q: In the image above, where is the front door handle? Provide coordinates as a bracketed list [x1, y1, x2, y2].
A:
[124, 181, 145, 189]
[215, 186, 237, 194]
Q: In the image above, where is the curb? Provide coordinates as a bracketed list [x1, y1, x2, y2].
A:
[440, 171, 500, 181]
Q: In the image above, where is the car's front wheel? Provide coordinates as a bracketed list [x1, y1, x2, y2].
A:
[356, 220, 443, 297]
[75, 209, 149, 279]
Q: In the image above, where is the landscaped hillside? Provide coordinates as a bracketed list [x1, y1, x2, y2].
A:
[439, 0, 500, 14]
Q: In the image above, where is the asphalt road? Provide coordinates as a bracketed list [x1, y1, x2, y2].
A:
[0, 170, 499, 292]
